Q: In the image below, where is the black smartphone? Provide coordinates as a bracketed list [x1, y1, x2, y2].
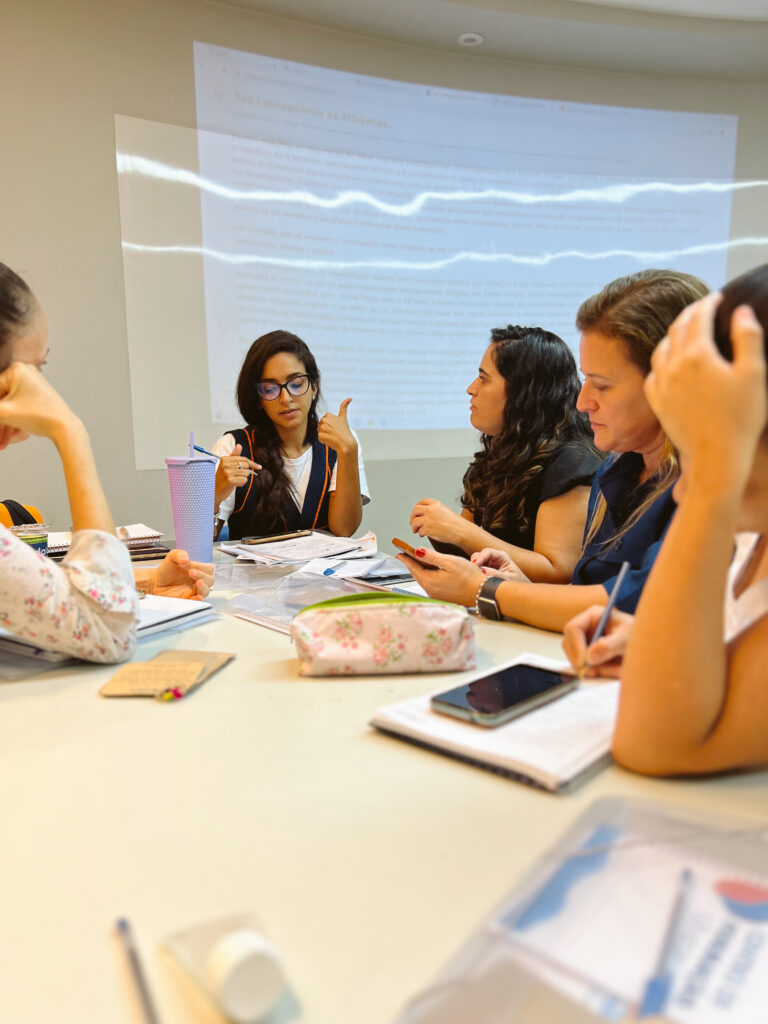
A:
[431, 663, 577, 727]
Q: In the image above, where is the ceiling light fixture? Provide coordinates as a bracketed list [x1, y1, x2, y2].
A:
[457, 32, 484, 46]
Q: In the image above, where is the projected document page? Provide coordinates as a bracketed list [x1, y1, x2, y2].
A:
[192, 45, 737, 433]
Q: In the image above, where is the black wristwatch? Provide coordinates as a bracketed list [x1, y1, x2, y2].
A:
[476, 576, 505, 620]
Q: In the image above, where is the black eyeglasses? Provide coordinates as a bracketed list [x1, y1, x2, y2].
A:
[256, 374, 311, 401]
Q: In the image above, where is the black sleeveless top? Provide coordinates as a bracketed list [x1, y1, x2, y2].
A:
[473, 440, 603, 549]
[226, 428, 338, 540]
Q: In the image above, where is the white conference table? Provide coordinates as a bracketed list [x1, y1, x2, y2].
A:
[0, 562, 766, 1024]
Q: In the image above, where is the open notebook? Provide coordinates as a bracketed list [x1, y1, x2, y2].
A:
[370, 653, 619, 793]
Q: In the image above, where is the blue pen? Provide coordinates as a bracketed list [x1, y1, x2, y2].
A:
[638, 867, 693, 1017]
[192, 444, 218, 459]
[324, 562, 348, 576]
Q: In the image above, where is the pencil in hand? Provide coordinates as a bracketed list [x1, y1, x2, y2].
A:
[578, 560, 630, 679]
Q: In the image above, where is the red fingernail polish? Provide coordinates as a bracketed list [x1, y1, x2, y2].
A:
[415, 548, 426, 557]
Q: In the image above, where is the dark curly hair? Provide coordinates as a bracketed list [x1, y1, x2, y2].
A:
[461, 325, 594, 536]
[235, 330, 322, 533]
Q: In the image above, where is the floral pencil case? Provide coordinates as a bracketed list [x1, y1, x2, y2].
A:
[289, 592, 476, 676]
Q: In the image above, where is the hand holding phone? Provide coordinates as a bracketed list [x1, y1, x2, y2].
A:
[391, 537, 439, 570]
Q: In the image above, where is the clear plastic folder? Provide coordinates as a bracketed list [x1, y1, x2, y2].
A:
[395, 796, 768, 1024]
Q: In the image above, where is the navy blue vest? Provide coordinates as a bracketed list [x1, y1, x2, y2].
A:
[572, 452, 677, 613]
[226, 429, 337, 540]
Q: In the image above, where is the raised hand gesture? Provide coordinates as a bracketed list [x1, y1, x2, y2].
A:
[318, 398, 357, 456]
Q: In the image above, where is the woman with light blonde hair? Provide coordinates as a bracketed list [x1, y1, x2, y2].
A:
[399, 269, 708, 632]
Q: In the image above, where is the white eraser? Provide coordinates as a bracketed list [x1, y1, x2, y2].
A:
[204, 928, 285, 1023]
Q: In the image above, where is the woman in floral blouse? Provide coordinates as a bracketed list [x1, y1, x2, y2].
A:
[0, 262, 213, 662]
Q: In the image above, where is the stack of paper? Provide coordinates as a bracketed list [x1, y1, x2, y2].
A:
[221, 530, 370, 565]
[300, 554, 413, 583]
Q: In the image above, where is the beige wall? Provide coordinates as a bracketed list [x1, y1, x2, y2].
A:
[2, 0, 766, 539]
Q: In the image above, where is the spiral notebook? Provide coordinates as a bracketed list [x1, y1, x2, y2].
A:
[46, 523, 163, 556]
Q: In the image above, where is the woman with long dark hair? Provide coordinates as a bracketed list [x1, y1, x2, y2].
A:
[410, 325, 602, 582]
[213, 330, 368, 540]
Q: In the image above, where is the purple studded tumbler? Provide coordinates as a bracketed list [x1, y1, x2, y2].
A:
[165, 456, 216, 563]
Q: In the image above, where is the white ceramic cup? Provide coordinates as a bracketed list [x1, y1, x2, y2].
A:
[204, 928, 285, 1023]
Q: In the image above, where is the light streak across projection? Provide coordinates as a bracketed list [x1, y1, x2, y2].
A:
[122, 237, 768, 270]
[115, 152, 766, 215]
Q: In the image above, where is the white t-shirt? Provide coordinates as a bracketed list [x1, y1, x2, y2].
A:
[213, 430, 370, 524]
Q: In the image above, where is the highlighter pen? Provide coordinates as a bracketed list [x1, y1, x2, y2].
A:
[116, 917, 161, 1024]
[638, 867, 693, 1017]
[578, 559, 630, 679]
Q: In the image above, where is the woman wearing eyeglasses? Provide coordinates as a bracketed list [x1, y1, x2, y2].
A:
[212, 330, 369, 540]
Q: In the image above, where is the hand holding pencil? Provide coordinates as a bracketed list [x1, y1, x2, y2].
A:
[562, 561, 633, 679]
